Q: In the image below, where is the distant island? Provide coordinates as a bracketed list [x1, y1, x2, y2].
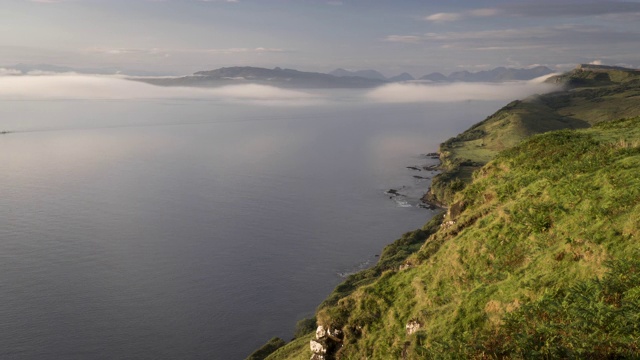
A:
[132, 65, 555, 89]
[1, 63, 556, 89]
[131, 66, 384, 89]
[420, 65, 554, 83]
[330, 66, 555, 83]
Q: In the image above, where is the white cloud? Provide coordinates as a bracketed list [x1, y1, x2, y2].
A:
[424, 12, 463, 22]
[86, 47, 287, 56]
[468, 8, 501, 17]
[425, 8, 500, 22]
[385, 25, 640, 50]
[0, 74, 322, 106]
[424, 2, 640, 23]
[365, 80, 558, 103]
[383, 35, 422, 44]
[0, 68, 22, 76]
[206, 47, 286, 54]
[502, 1, 640, 17]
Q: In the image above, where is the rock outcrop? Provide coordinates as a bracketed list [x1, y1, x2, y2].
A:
[309, 326, 343, 360]
[405, 320, 421, 335]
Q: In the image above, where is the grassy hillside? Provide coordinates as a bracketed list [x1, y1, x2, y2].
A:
[259, 67, 640, 360]
[426, 66, 640, 206]
[313, 117, 640, 359]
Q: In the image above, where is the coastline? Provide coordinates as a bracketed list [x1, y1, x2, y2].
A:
[252, 65, 640, 359]
[246, 151, 447, 360]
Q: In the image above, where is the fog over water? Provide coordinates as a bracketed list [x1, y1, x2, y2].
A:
[0, 76, 553, 359]
[0, 74, 559, 104]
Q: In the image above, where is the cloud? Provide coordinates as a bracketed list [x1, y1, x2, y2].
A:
[424, 1, 640, 22]
[502, 1, 640, 18]
[0, 74, 322, 106]
[424, 12, 463, 22]
[0, 68, 23, 76]
[206, 47, 287, 54]
[384, 24, 640, 50]
[86, 47, 288, 56]
[468, 8, 502, 17]
[425, 8, 500, 22]
[382, 35, 422, 44]
[365, 79, 558, 103]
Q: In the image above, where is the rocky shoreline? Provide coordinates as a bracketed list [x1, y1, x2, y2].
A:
[384, 152, 444, 211]
[247, 150, 447, 360]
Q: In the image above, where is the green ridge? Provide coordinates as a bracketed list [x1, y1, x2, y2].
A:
[426, 65, 640, 206]
[260, 66, 640, 359]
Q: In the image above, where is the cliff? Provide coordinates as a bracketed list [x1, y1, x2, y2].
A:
[253, 65, 640, 359]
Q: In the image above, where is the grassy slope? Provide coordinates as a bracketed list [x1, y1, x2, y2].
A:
[427, 67, 640, 206]
[266, 67, 640, 359]
[265, 215, 445, 360]
[317, 117, 640, 359]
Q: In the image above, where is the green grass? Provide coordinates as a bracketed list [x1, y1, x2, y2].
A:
[267, 67, 640, 359]
[311, 117, 640, 359]
[246, 337, 286, 360]
[264, 334, 313, 360]
[427, 67, 640, 206]
[262, 214, 444, 358]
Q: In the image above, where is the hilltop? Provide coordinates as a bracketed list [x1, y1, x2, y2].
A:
[426, 64, 640, 206]
[255, 65, 640, 359]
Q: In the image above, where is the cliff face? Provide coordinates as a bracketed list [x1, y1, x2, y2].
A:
[259, 66, 640, 360]
[311, 117, 640, 359]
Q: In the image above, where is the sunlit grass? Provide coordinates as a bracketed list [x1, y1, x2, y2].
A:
[266, 68, 640, 359]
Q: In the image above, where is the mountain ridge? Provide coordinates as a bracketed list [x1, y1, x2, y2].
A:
[133, 65, 556, 89]
[136, 66, 385, 89]
[421, 66, 554, 83]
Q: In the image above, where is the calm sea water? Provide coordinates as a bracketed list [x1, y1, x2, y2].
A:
[0, 95, 502, 359]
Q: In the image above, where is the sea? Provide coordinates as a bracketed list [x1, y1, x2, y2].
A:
[0, 92, 504, 359]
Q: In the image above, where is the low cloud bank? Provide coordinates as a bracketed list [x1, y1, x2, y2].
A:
[0, 73, 562, 105]
[0, 74, 321, 105]
[366, 78, 560, 103]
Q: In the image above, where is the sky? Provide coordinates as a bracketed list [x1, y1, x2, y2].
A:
[1, 0, 640, 76]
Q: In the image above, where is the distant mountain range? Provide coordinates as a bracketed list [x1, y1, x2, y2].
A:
[329, 68, 388, 81]
[328, 66, 554, 83]
[329, 68, 418, 82]
[134, 66, 555, 89]
[419, 66, 554, 82]
[2, 63, 556, 89]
